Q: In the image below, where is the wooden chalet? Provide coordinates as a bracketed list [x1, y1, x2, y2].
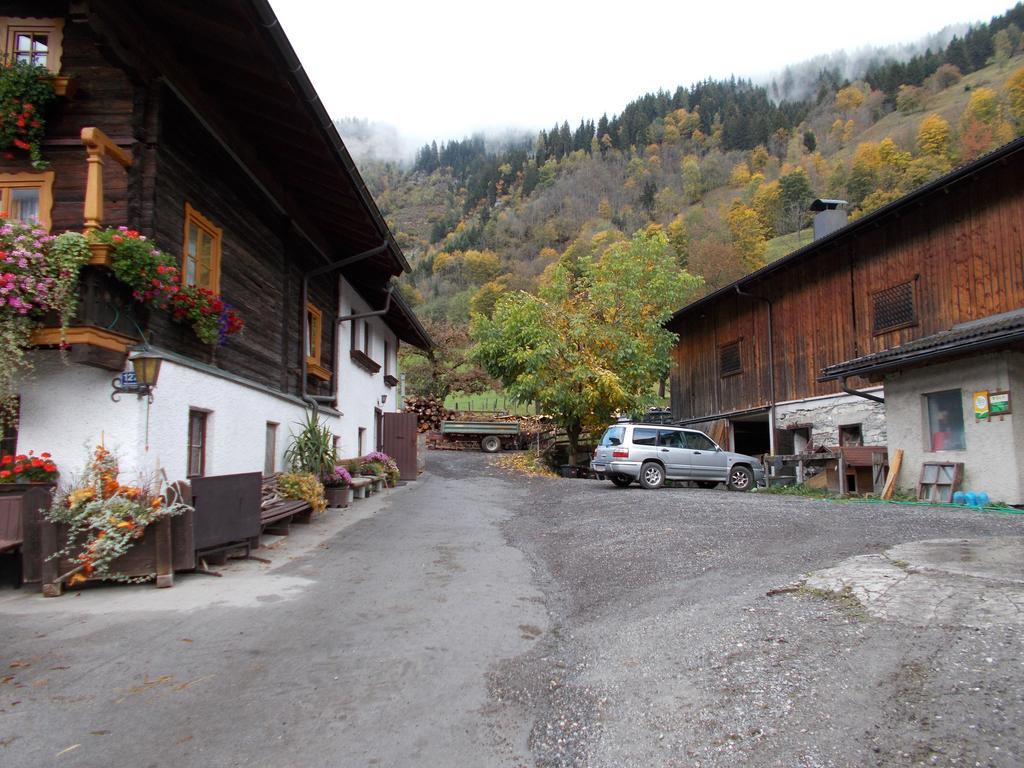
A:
[666, 136, 1024, 487]
[4, 1, 430, 481]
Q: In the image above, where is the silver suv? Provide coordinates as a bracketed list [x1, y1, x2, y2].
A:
[591, 423, 765, 491]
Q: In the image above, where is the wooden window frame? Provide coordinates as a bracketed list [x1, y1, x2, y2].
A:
[2, 18, 64, 74]
[362, 319, 371, 356]
[718, 339, 742, 378]
[187, 409, 209, 478]
[871, 279, 918, 336]
[182, 202, 222, 295]
[0, 171, 54, 231]
[383, 340, 390, 377]
[305, 303, 323, 366]
[264, 421, 278, 477]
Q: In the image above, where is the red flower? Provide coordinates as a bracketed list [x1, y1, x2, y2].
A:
[1, 455, 11, 464]
[13, 138, 29, 151]
[40, 452, 50, 458]
[43, 463, 56, 473]
[30, 458, 43, 468]
[14, 455, 26, 462]
[0, 470, 9, 479]
[13, 465, 23, 474]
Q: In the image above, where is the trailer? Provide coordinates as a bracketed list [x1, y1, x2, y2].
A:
[438, 421, 521, 452]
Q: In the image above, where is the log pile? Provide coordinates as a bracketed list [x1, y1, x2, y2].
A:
[404, 396, 454, 432]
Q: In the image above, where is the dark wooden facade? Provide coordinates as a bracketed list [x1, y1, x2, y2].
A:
[4, 0, 427, 401]
[668, 137, 1024, 423]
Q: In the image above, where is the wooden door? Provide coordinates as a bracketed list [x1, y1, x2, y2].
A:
[383, 412, 418, 481]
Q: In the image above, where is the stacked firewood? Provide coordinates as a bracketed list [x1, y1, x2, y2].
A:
[404, 396, 454, 432]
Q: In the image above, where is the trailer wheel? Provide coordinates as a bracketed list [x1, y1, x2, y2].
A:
[480, 435, 502, 453]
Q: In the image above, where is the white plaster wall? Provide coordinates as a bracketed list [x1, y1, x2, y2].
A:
[775, 390, 887, 447]
[335, 277, 399, 458]
[17, 351, 146, 482]
[885, 352, 1022, 504]
[16, 352, 338, 486]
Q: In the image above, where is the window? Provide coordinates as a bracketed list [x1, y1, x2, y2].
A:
[349, 310, 357, 351]
[305, 303, 322, 366]
[187, 410, 208, 477]
[683, 432, 717, 451]
[2, 18, 64, 73]
[182, 203, 221, 294]
[0, 172, 54, 230]
[384, 341, 390, 376]
[1, 400, 18, 457]
[872, 280, 917, 335]
[657, 429, 685, 448]
[631, 428, 657, 446]
[362, 320, 371, 356]
[264, 422, 278, 476]
[926, 390, 965, 451]
[600, 426, 625, 447]
[839, 424, 863, 447]
[357, 427, 366, 456]
[719, 340, 742, 377]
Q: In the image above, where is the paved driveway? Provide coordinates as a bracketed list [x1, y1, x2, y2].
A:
[1, 451, 1022, 767]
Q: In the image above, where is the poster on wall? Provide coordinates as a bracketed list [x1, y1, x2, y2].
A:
[974, 391, 990, 420]
[990, 390, 1012, 416]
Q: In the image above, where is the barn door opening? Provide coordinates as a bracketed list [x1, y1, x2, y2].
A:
[730, 413, 770, 456]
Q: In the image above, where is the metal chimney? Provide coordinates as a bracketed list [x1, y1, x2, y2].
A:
[809, 199, 848, 240]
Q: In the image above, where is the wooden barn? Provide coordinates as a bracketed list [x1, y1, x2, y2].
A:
[666, 135, 1024, 497]
[3, 1, 430, 481]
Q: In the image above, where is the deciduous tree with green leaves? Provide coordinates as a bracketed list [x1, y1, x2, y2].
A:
[470, 230, 703, 465]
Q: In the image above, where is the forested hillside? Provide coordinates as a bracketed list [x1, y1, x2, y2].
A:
[351, 4, 1024, 397]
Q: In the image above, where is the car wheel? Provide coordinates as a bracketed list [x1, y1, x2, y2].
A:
[639, 462, 665, 490]
[609, 474, 633, 488]
[480, 435, 501, 453]
[728, 465, 754, 492]
[696, 481, 718, 489]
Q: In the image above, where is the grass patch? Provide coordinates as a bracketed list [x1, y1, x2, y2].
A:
[764, 228, 814, 262]
[761, 483, 839, 499]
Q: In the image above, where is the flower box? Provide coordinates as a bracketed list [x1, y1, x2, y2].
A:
[88, 241, 113, 266]
[50, 75, 74, 97]
[39, 513, 195, 596]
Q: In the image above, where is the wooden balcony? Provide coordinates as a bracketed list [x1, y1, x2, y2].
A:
[29, 268, 143, 370]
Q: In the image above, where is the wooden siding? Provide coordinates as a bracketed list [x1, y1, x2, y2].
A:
[671, 154, 1024, 421]
[149, 90, 337, 396]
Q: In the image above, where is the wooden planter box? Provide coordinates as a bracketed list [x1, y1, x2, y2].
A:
[39, 512, 194, 597]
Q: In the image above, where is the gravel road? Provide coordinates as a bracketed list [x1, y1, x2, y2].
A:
[1, 450, 1022, 768]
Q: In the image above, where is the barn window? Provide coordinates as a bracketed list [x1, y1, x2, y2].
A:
[719, 341, 742, 377]
[182, 203, 222, 294]
[872, 281, 917, 335]
[0, 172, 54, 230]
[187, 409, 209, 478]
[2, 18, 64, 73]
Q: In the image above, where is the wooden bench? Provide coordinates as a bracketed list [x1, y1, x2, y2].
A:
[349, 476, 373, 499]
[260, 499, 312, 537]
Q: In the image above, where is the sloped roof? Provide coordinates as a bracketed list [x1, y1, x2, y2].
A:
[667, 134, 1024, 329]
[820, 308, 1024, 380]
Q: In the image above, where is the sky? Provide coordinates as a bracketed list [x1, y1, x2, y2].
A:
[270, 0, 1015, 148]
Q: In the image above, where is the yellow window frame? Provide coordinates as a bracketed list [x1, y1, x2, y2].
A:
[182, 203, 222, 294]
[305, 303, 323, 366]
[3, 18, 64, 74]
[0, 171, 54, 231]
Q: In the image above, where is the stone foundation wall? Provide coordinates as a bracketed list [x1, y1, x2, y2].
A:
[775, 392, 887, 448]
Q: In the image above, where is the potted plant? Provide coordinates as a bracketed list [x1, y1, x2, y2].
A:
[277, 471, 327, 514]
[0, 450, 59, 485]
[362, 451, 400, 487]
[322, 465, 353, 508]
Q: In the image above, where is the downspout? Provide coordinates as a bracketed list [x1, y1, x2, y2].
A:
[735, 286, 776, 457]
[329, 283, 396, 408]
[301, 243, 389, 411]
[841, 377, 885, 404]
